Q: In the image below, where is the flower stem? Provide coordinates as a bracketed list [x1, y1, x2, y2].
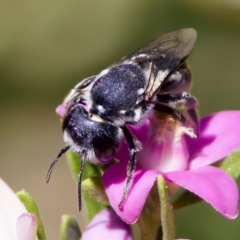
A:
[157, 175, 175, 240]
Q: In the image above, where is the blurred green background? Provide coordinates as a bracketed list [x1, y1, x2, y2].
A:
[1, 1, 240, 239]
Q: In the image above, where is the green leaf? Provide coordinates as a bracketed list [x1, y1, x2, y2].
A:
[66, 150, 107, 220]
[60, 215, 81, 240]
[66, 151, 101, 182]
[16, 190, 46, 240]
[172, 189, 202, 210]
[157, 175, 175, 240]
[137, 183, 160, 240]
[220, 148, 240, 180]
[82, 177, 109, 205]
[82, 191, 108, 221]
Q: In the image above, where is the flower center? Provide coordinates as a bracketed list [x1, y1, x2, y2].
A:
[136, 113, 194, 172]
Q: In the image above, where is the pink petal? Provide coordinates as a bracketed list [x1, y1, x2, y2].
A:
[114, 120, 152, 165]
[103, 162, 158, 223]
[127, 119, 151, 146]
[81, 209, 132, 240]
[164, 166, 239, 219]
[188, 111, 240, 169]
[16, 213, 37, 240]
[114, 140, 130, 165]
[0, 179, 28, 240]
[56, 104, 65, 117]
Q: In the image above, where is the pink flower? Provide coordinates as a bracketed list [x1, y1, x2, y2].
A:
[103, 111, 240, 223]
[81, 209, 132, 240]
[0, 179, 37, 240]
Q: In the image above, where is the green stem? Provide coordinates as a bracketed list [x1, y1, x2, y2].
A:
[157, 175, 175, 240]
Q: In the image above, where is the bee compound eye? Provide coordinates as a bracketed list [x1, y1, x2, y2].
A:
[93, 136, 116, 163]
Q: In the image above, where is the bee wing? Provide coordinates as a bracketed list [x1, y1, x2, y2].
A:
[122, 28, 197, 66]
[122, 28, 197, 99]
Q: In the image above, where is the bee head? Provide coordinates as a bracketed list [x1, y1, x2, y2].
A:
[62, 105, 122, 164]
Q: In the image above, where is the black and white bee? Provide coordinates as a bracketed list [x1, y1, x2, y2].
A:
[46, 28, 198, 210]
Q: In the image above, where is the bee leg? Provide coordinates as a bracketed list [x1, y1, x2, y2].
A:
[154, 103, 186, 123]
[156, 92, 199, 133]
[157, 92, 197, 110]
[118, 126, 139, 209]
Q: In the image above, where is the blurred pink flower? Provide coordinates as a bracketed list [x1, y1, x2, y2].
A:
[103, 111, 240, 223]
[0, 179, 37, 240]
[81, 209, 132, 240]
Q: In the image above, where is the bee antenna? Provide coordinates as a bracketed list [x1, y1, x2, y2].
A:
[78, 157, 85, 211]
[46, 145, 71, 183]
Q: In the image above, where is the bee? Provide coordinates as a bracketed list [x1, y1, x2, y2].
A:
[46, 28, 198, 210]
